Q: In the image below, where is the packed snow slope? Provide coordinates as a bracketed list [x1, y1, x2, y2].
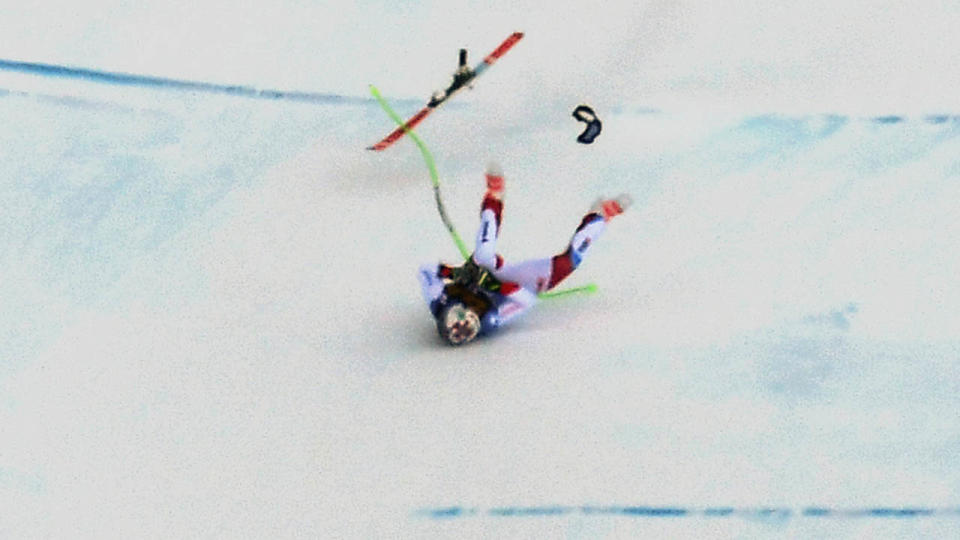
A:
[1, 82, 959, 538]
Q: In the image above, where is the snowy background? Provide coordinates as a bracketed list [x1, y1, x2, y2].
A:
[2, 1, 959, 538]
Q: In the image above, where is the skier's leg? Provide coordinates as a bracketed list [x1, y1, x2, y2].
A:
[483, 194, 631, 330]
[472, 162, 505, 269]
[494, 194, 632, 292]
[491, 216, 604, 294]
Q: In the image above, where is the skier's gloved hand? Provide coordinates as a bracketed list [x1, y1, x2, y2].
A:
[480, 309, 501, 334]
[452, 258, 481, 285]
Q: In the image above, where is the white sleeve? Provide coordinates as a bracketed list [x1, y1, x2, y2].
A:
[417, 264, 445, 305]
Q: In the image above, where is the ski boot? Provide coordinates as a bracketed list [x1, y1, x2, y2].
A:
[590, 194, 633, 221]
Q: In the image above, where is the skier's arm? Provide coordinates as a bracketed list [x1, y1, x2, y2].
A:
[417, 263, 447, 305]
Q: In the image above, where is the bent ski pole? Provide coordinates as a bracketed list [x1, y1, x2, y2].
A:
[370, 85, 470, 259]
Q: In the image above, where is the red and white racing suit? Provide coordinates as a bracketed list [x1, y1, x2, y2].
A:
[418, 190, 609, 330]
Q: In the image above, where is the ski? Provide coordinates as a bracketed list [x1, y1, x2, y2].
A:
[368, 32, 524, 151]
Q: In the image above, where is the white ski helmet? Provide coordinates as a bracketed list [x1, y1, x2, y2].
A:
[438, 302, 482, 346]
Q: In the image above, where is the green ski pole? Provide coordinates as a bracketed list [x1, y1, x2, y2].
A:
[370, 85, 470, 259]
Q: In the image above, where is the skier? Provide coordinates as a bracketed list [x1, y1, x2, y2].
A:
[417, 162, 632, 345]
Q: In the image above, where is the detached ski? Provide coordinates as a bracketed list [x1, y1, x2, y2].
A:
[368, 32, 524, 151]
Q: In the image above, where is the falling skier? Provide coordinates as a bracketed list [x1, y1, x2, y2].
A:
[418, 162, 632, 345]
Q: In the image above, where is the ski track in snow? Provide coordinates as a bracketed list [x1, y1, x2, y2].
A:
[420, 504, 960, 520]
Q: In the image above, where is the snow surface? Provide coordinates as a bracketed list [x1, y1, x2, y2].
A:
[2, 1, 960, 535]
[1, 79, 958, 538]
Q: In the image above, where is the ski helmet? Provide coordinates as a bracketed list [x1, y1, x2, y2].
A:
[437, 302, 482, 346]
